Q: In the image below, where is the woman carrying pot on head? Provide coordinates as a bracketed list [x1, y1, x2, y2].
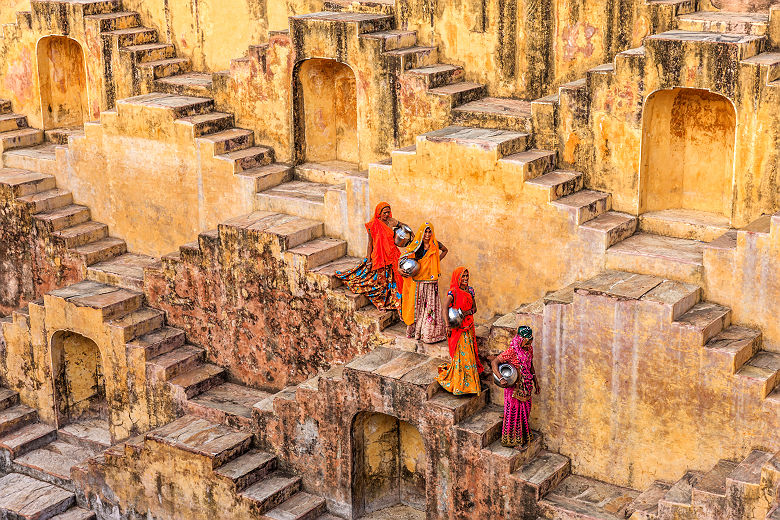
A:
[401, 222, 449, 343]
[436, 266, 482, 395]
[491, 325, 540, 450]
[336, 202, 406, 311]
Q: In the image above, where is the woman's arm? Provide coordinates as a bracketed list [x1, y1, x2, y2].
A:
[491, 355, 507, 387]
[366, 228, 373, 260]
[531, 360, 540, 394]
[438, 241, 448, 260]
[387, 217, 400, 228]
[444, 293, 454, 336]
[469, 288, 477, 316]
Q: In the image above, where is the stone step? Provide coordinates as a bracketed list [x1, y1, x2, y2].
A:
[427, 387, 489, 423]
[704, 326, 762, 374]
[726, 450, 776, 519]
[360, 29, 418, 51]
[47, 281, 144, 320]
[308, 256, 363, 288]
[225, 211, 325, 251]
[148, 344, 206, 381]
[295, 160, 360, 185]
[625, 480, 672, 520]
[0, 404, 37, 436]
[736, 351, 780, 398]
[0, 472, 74, 520]
[658, 470, 705, 519]
[0, 422, 57, 458]
[118, 93, 213, 118]
[539, 474, 640, 520]
[86, 252, 158, 291]
[512, 451, 571, 504]
[645, 30, 765, 62]
[214, 449, 277, 491]
[0, 127, 44, 151]
[691, 459, 739, 517]
[677, 11, 769, 36]
[57, 419, 111, 452]
[455, 404, 503, 448]
[198, 128, 255, 155]
[742, 52, 780, 84]
[0, 387, 20, 410]
[354, 306, 399, 332]
[217, 145, 275, 172]
[50, 507, 96, 520]
[264, 492, 326, 520]
[325, 0, 395, 14]
[0, 113, 29, 133]
[255, 181, 334, 222]
[675, 301, 731, 345]
[638, 209, 732, 242]
[498, 149, 557, 180]
[2, 143, 58, 173]
[147, 415, 252, 468]
[70, 237, 127, 266]
[138, 57, 191, 79]
[155, 72, 214, 97]
[240, 472, 303, 513]
[103, 26, 158, 47]
[0, 168, 56, 197]
[121, 42, 175, 63]
[418, 126, 530, 159]
[239, 163, 294, 193]
[551, 189, 611, 225]
[176, 111, 234, 137]
[16, 188, 72, 214]
[578, 211, 638, 249]
[453, 97, 533, 132]
[405, 63, 464, 88]
[525, 170, 583, 201]
[384, 45, 438, 72]
[483, 431, 543, 474]
[168, 363, 226, 399]
[34, 205, 90, 232]
[291, 11, 393, 34]
[126, 326, 186, 361]
[14, 439, 99, 488]
[285, 237, 348, 270]
[429, 81, 486, 107]
[53, 221, 109, 249]
[86, 11, 141, 32]
[333, 287, 370, 311]
[186, 382, 273, 430]
[606, 233, 706, 284]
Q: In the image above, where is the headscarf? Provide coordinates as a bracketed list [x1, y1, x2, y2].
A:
[365, 202, 403, 291]
[401, 223, 441, 325]
[447, 267, 482, 371]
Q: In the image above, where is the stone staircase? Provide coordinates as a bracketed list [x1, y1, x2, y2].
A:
[0, 386, 101, 520]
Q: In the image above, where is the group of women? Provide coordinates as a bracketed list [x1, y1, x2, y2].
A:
[336, 202, 539, 450]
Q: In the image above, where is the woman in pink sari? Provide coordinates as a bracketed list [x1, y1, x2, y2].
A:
[491, 325, 540, 450]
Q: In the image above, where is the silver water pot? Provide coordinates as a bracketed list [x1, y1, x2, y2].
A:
[493, 363, 518, 387]
[394, 224, 413, 247]
[447, 307, 464, 327]
[398, 255, 421, 278]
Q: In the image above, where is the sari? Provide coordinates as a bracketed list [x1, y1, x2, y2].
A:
[436, 267, 482, 395]
[497, 335, 535, 448]
[401, 223, 446, 343]
[336, 202, 403, 310]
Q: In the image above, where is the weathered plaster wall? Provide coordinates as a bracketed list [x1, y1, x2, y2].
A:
[37, 35, 88, 129]
[0, 0, 29, 24]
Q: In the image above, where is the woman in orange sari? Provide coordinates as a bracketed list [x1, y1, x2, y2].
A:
[336, 202, 405, 311]
[401, 223, 448, 343]
[436, 267, 482, 395]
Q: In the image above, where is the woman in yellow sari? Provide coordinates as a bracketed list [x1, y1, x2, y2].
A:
[401, 223, 448, 344]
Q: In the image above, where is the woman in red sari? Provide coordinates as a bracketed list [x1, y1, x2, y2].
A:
[436, 267, 482, 395]
[336, 202, 405, 311]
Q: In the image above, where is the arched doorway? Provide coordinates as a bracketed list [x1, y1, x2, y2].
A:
[50, 331, 106, 426]
[37, 36, 88, 130]
[297, 58, 358, 165]
[351, 412, 426, 519]
[640, 88, 736, 222]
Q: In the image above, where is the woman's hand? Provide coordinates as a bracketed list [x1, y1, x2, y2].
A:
[534, 381, 541, 395]
[498, 376, 507, 387]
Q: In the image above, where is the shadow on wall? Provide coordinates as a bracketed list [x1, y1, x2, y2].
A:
[37, 35, 88, 130]
[351, 411, 427, 518]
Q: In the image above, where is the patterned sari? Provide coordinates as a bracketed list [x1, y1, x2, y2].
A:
[402, 222, 446, 343]
[497, 335, 534, 448]
[336, 202, 402, 311]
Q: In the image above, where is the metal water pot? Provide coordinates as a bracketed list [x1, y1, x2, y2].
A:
[447, 307, 464, 327]
[493, 363, 518, 387]
[398, 255, 421, 278]
[394, 224, 413, 247]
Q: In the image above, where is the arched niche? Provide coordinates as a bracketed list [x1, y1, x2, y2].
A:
[351, 411, 427, 518]
[639, 88, 736, 222]
[50, 330, 106, 426]
[37, 36, 88, 130]
[296, 58, 359, 165]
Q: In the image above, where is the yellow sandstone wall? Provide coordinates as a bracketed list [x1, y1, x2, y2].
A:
[0, 0, 28, 23]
